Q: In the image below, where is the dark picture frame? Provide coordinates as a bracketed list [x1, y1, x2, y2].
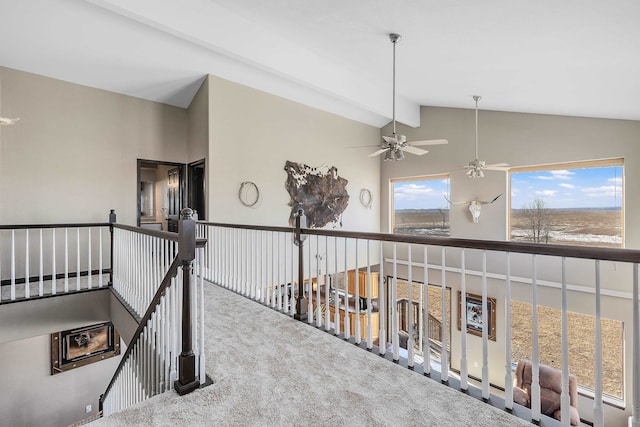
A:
[457, 292, 496, 341]
[51, 321, 120, 375]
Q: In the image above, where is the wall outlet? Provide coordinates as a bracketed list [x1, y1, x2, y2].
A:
[473, 361, 479, 368]
[85, 404, 92, 414]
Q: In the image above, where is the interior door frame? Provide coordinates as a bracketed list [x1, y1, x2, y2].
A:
[136, 159, 187, 227]
[188, 158, 206, 221]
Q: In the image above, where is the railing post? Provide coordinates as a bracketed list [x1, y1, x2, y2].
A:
[174, 207, 200, 396]
[109, 209, 116, 286]
[294, 209, 307, 321]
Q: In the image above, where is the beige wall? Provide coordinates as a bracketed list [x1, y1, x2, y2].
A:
[0, 67, 188, 226]
[381, 105, 640, 247]
[207, 75, 381, 231]
[0, 289, 120, 426]
[0, 334, 121, 427]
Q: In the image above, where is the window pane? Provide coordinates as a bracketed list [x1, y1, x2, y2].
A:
[511, 300, 624, 399]
[510, 163, 623, 247]
[393, 176, 450, 236]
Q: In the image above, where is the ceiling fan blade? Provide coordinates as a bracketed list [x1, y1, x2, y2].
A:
[409, 138, 449, 146]
[401, 145, 429, 156]
[369, 148, 390, 157]
[346, 144, 386, 149]
[486, 163, 510, 170]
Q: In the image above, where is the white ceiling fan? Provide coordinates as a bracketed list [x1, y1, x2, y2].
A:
[464, 95, 509, 177]
[355, 34, 448, 161]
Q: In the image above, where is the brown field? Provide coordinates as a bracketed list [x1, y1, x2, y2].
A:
[395, 208, 622, 247]
[394, 281, 623, 399]
[394, 209, 450, 236]
[511, 301, 623, 399]
[511, 208, 622, 247]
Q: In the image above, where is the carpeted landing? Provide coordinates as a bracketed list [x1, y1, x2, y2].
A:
[92, 282, 532, 426]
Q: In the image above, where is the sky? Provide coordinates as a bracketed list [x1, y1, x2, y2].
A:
[511, 166, 623, 209]
[394, 178, 450, 210]
[393, 165, 623, 210]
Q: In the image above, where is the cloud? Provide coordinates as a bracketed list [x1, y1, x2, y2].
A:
[558, 183, 576, 189]
[394, 184, 434, 200]
[582, 185, 622, 198]
[535, 190, 557, 197]
[608, 177, 622, 184]
[536, 170, 575, 181]
[551, 170, 575, 179]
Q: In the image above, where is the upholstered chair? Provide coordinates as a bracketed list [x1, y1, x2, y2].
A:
[512, 359, 580, 426]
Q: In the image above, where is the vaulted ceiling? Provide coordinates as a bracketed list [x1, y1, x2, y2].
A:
[1, 0, 638, 127]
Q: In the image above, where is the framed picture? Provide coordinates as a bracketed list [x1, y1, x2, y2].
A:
[51, 321, 120, 375]
[457, 292, 496, 341]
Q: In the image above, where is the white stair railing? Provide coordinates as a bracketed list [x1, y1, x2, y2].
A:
[0, 221, 111, 303]
[102, 210, 207, 417]
[111, 225, 178, 318]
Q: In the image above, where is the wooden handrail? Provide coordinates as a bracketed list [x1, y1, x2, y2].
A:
[99, 256, 181, 408]
[0, 222, 110, 230]
[197, 221, 640, 263]
[197, 221, 293, 234]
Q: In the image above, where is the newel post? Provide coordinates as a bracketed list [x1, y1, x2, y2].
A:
[294, 209, 308, 321]
[174, 207, 200, 396]
[108, 209, 116, 286]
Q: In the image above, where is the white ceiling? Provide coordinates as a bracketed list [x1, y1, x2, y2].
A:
[1, 0, 638, 127]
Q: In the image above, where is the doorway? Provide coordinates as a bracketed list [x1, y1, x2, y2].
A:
[188, 159, 206, 220]
[137, 159, 186, 230]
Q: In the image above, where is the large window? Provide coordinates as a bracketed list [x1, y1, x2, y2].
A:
[510, 160, 623, 247]
[392, 175, 450, 236]
[511, 300, 624, 400]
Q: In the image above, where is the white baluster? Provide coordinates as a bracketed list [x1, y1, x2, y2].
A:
[11, 229, 15, 300]
[366, 240, 372, 348]
[39, 229, 43, 296]
[77, 228, 81, 291]
[441, 247, 448, 383]
[307, 235, 313, 322]
[355, 239, 361, 343]
[334, 237, 340, 336]
[423, 245, 430, 375]
[99, 227, 103, 287]
[88, 228, 92, 289]
[343, 238, 350, 338]
[51, 229, 56, 295]
[593, 260, 603, 427]
[460, 249, 468, 391]
[392, 243, 398, 361]
[407, 244, 414, 368]
[199, 248, 206, 384]
[379, 241, 385, 355]
[531, 255, 541, 422]
[481, 250, 489, 400]
[24, 229, 30, 299]
[504, 252, 513, 411]
[325, 236, 330, 327]
[316, 236, 322, 328]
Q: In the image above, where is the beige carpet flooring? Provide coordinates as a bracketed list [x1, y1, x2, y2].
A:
[92, 282, 532, 427]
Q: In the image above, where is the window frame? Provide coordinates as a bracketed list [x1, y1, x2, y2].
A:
[508, 158, 625, 247]
[390, 173, 451, 235]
